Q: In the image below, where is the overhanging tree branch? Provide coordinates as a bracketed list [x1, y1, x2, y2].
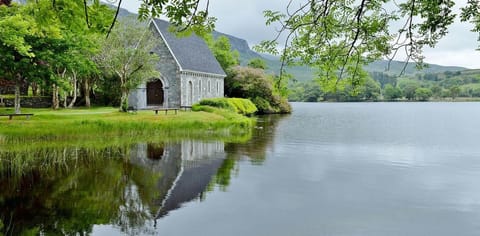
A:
[106, 0, 122, 38]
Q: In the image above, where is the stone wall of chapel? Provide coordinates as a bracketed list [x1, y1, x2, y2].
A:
[180, 72, 224, 106]
[129, 24, 181, 109]
[151, 24, 181, 108]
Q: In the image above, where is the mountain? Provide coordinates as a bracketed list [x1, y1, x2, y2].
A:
[214, 32, 468, 81]
[212, 31, 263, 63]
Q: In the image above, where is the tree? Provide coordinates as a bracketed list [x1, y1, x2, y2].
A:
[302, 81, 323, 102]
[29, 0, 114, 108]
[203, 34, 239, 71]
[415, 87, 432, 101]
[398, 79, 420, 100]
[247, 58, 268, 70]
[48, 0, 114, 108]
[450, 86, 461, 100]
[0, 3, 63, 114]
[137, 0, 215, 33]
[383, 84, 402, 100]
[95, 18, 159, 112]
[225, 66, 291, 114]
[370, 72, 397, 88]
[363, 77, 381, 101]
[0, 0, 114, 112]
[430, 84, 442, 98]
[288, 80, 323, 102]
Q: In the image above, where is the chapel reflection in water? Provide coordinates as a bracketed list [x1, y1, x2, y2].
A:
[128, 141, 226, 221]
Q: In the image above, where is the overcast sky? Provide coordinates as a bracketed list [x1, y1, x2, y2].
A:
[119, 0, 480, 69]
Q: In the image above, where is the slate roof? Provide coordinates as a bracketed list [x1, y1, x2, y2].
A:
[152, 19, 226, 76]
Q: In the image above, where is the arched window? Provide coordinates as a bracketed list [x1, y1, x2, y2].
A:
[198, 80, 202, 98]
[188, 81, 193, 105]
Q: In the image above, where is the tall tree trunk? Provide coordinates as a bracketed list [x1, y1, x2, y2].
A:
[52, 84, 60, 110]
[84, 78, 91, 108]
[63, 91, 67, 108]
[67, 71, 78, 108]
[120, 85, 129, 112]
[14, 76, 21, 114]
[31, 82, 38, 96]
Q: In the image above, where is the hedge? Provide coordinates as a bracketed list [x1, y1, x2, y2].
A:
[194, 98, 257, 116]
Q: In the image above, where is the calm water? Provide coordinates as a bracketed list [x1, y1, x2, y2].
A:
[2, 102, 480, 235]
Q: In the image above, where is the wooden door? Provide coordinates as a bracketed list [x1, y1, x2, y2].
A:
[147, 80, 164, 106]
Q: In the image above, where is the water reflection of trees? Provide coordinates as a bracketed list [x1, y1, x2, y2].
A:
[0, 146, 165, 235]
[0, 115, 287, 235]
[210, 114, 288, 190]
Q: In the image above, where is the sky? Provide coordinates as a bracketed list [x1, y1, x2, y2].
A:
[117, 0, 480, 69]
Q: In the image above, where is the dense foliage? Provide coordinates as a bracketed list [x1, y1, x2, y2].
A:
[0, 0, 115, 112]
[0, 1, 163, 112]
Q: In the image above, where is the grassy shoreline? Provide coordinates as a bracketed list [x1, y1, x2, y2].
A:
[0, 107, 255, 145]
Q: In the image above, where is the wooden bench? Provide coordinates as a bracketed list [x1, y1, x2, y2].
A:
[0, 113, 34, 120]
[153, 108, 179, 115]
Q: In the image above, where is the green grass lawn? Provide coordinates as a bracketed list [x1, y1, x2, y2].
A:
[0, 107, 254, 146]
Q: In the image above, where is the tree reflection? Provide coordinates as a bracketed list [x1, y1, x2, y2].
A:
[226, 114, 287, 164]
[210, 114, 288, 191]
[0, 146, 163, 235]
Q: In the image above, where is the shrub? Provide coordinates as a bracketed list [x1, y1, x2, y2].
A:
[415, 87, 433, 101]
[384, 84, 402, 100]
[228, 98, 257, 115]
[197, 98, 257, 116]
[225, 66, 291, 114]
[198, 98, 233, 110]
[252, 97, 273, 113]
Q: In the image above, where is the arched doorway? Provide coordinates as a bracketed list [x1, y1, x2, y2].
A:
[147, 80, 164, 106]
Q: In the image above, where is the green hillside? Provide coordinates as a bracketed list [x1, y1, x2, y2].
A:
[366, 60, 466, 75]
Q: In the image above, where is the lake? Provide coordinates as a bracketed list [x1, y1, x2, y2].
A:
[2, 102, 480, 235]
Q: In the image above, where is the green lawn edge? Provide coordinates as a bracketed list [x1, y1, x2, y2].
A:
[0, 107, 255, 147]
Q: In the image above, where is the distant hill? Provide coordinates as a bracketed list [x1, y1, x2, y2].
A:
[366, 60, 466, 75]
